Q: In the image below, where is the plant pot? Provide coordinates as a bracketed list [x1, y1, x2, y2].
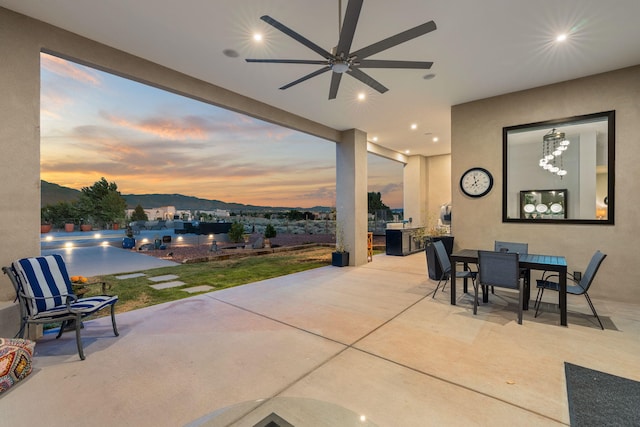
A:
[332, 251, 350, 267]
[64, 223, 75, 232]
[80, 224, 92, 232]
[40, 224, 52, 233]
[112, 223, 119, 230]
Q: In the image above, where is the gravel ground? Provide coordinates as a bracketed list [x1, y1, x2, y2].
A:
[140, 233, 385, 263]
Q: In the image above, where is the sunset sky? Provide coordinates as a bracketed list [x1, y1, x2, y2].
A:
[40, 52, 404, 209]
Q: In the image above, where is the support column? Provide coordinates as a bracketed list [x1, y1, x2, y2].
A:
[403, 155, 429, 228]
[336, 129, 368, 266]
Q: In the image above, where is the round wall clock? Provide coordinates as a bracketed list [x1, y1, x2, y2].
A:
[460, 167, 494, 198]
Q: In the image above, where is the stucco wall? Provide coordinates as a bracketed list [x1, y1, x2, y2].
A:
[0, 9, 42, 301]
[427, 155, 452, 230]
[452, 65, 640, 303]
[403, 154, 451, 230]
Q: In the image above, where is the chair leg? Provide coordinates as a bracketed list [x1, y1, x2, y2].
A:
[432, 274, 449, 298]
[16, 319, 28, 339]
[583, 292, 604, 330]
[111, 304, 119, 336]
[473, 282, 479, 315]
[56, 320, 67, 339]
[441, 275, 449, 292]
[517, 281, 524, 325]
[74, 314, 85, 360]
[473, 281, 484, 307]
[534, 287, 545, 318]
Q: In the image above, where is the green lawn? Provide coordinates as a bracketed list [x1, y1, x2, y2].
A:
[89, 246, 333, 314]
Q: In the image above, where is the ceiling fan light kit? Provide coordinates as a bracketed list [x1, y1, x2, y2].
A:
[246, 0, 436, 99]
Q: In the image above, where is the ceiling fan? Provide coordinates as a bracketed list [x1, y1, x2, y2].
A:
[245, 0, 436, 100]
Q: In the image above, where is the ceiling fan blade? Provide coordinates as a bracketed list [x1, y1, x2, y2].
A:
[279, 66, 331, 90]
[328, 73, 343, 100]
[356, 59, 433, 69]
[246, 59, 329, 65]
[335, 0, 363, 58]
[260, 15, 332, 59]
[347, 67, 388, 94]
[351, 20, 437, 59]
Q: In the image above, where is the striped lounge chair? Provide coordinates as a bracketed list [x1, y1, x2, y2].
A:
[2, 254, 119, 360]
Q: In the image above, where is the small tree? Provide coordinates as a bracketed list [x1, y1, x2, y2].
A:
[228, 221, 245, 243]
[286, 209, 304, 221]
[130, 204, 149, 221]
[264, 223, 277, 238]
[368, 191, 393, 217]
[77, 177, 126, 228]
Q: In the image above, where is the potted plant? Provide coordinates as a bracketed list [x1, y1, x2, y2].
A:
[40, 207, 53, 233]
[80, 218, 92, 232]
[412, 226, 427, 250]
[332, 221, 349, 267]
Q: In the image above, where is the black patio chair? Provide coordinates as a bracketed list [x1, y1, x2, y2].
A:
[494, 240, 529, 294]
[534, 250, 607, 329]
[431, 239, 476, 298]
[475, 250, 523, 324]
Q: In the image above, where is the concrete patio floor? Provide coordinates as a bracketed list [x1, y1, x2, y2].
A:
[1, 252, 638, 426]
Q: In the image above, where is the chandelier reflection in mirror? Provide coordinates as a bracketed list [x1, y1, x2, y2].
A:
[539, 128, 569, 176]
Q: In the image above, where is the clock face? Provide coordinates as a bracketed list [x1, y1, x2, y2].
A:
[460, 167, 493, 198]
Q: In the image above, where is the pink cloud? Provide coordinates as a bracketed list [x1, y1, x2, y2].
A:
[41, 54, 101, 85]
[100, 112, 209, 140]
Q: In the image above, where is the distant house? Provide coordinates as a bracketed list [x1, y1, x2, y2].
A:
[125, 206, 231, 221]
[125, 205, 177, 220]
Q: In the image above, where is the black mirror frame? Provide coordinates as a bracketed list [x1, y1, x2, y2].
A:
[502, 110, 615, 225]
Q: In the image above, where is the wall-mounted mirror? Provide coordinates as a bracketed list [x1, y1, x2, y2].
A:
[503, 111, 614, 224]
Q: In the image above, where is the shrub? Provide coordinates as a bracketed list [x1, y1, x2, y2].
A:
[264, 223, 277, 238]
[228, 222, 245, 243]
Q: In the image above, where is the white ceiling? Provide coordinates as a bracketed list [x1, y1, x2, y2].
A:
[2, 0, 640, 157]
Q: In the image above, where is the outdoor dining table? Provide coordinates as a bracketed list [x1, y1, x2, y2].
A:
[450, 249, 569, 326]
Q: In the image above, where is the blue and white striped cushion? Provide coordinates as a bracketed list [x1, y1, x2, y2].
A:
[31, 295, 118, 320]
[12, 255, 74, 315]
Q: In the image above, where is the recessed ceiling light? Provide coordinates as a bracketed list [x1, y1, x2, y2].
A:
[433, 137, 439, 142]
[372, 136, 378, 142]
[222, 49, 239, 58]
[411, 123, 417, 130]
[405, 150, 410, 154]
[253, 33, 263, 42]
[556, 34, 567, 42]
[357, 92, 366, 101]
[423, 73, 436, 80]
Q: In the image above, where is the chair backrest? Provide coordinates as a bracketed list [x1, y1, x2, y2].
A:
[11, 254, 73, 315]
[432, 240, 451, 275]
[494, 240, 528, 255]
[478, 250, 519, 289]
[578, 250, 607, 293]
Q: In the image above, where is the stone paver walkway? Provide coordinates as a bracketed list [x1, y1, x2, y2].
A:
[147, 274, 213, 293]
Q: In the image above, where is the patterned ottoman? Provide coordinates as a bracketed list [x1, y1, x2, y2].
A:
[0, 338, 35, 393]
